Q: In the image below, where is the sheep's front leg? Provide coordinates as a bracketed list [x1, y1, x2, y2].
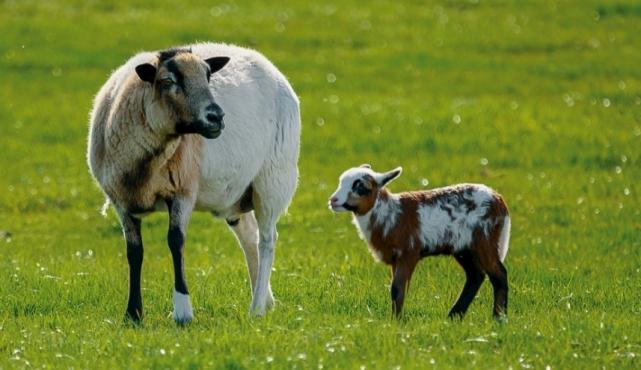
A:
[166, 196, 196, 324]
[390, 258, 417, 318]
[119, 212, 144, 322]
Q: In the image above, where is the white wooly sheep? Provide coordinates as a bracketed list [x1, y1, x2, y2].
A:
[329, 164, 510, 319]
[87, 43, 300, 322]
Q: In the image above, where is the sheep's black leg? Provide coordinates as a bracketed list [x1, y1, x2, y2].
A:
[487, 261, 508, 319]
[166, 197, 195, 323]
[167, 225, 188, 295]
[448, 250, 485, 319]
[120, 213, 144, 322]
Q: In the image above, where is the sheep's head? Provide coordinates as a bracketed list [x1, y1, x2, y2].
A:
[329, 164, 402, 215]
[135, 48, 230, 139]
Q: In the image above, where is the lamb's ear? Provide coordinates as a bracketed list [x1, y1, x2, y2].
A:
[377, 167, 402, 187]
[205, 57, 230, 73]
[360, 163, 371, 169]
[135, 63, 157, 83]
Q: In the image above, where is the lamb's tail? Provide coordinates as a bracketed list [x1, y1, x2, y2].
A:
[100, 198, 111, 217]
[498, 216, 511, 262]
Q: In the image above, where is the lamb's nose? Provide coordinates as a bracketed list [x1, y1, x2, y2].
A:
[330, 197, 339, 205]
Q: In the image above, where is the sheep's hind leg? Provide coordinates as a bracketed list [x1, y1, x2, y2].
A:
[166, 197, 196, 324]
[118, 211, 144, 322]
[448, 250, 485, 320]
[249, 169, 297, 317]
[227, 212, 274, 309]
[250, 209, 278, 317]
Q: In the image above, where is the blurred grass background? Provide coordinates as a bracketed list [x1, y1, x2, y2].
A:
[0, 0, 640, 368]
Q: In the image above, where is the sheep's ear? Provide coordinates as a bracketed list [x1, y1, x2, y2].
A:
[377, 167, 402, 187]
[205, 57, 230, 73]
[135, 63, 157, 83]
[360, 163, 371, 169]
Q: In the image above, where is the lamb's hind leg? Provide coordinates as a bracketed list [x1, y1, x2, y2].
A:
[166, 196, 196, 324]
[448, 250, 485, 320]
[227, 211, 274, 309]
[487, 261, 508, 320]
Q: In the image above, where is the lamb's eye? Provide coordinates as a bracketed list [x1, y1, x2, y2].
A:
[352, 180, 370, 196]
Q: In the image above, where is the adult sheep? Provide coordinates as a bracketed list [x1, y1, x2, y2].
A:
[87, 43, 300, 323]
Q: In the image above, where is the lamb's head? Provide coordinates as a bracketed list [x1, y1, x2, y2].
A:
[135, 48, 230, 139]
[329, 164, 402, 215]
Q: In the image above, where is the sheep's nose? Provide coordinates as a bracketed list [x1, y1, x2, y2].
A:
[206, 112, 224, 123]
[330, 197, 339, 205]
[205, 104, 225, 125]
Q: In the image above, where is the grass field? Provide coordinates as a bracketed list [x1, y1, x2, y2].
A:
[1, 0, 640, 368]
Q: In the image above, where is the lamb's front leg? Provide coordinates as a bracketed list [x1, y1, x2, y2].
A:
[166, 196, 196, 324]
[390, 258, 418, 318]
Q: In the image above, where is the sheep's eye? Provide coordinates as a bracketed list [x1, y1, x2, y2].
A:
[160, 78, 174, 87]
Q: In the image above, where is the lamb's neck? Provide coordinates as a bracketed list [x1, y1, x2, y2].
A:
[353, 189, 399, 242]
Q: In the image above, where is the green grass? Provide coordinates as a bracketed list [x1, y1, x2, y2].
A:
[1, 0, 640, 368]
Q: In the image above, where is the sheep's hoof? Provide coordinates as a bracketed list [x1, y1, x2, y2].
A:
[265, 292, 276, 310]
[124, 309, 143, 326]
[249, 304, 267, 318]
[125, 308, 142, 324]
[172, 291, 194, 324]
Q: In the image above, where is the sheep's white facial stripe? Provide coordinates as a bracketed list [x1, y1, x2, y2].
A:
[418, 185, 495, 252]
[372, 193, 401, 237]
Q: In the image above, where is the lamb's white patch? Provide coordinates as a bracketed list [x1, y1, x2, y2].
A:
[498, 216, 511, 262]
[372, 193, 401, 237]
[352, 208, 373, 241]
[470, 184, 495, 234]
[173, 291, 194, 323]
[352, 208, 387, 261]
[418, 185, 495, 253]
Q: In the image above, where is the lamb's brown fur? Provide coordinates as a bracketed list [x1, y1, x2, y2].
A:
[331, 167, 510, 320]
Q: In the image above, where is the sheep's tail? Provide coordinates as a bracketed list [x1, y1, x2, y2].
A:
[498, 216, 511, 262]
[100, 198, 111, 217]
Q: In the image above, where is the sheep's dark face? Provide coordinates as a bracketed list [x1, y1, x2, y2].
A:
[329, 165, 402, 215]
[135, 49, 230, 139]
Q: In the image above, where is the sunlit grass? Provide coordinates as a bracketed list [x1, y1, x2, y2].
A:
[1, 0, 640, 368]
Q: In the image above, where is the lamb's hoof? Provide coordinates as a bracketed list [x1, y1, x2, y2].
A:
[494, 314, 508, 324]
[172, 291, 194, 324]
